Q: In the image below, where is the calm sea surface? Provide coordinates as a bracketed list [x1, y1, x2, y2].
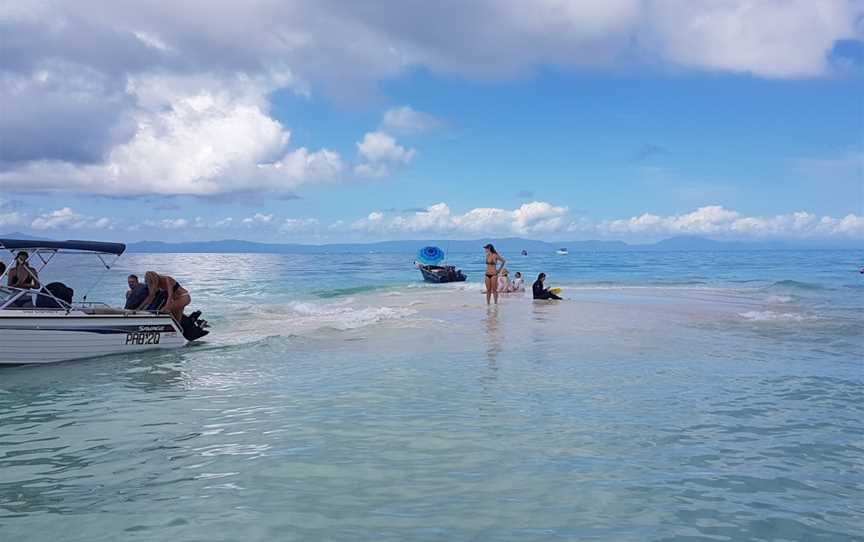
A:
[1, 250, 862, 541]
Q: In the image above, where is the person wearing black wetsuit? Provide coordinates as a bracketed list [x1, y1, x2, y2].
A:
[532, 273, 562, 300]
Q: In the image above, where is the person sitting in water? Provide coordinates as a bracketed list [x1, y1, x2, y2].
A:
[511, 271, 524, 292]
[7, 251, 39, 289]
[124, 274, 151, 310]
[532, 273, 562, 300]
[138, 271, 190, 322]
[497, 268, 512, 293]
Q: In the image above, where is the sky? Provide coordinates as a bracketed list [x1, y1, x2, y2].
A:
[0, 0, 863, 244]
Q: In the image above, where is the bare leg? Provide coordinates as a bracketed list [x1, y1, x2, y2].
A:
[491, 275, 499, 304]
[164, 293, 190, 323]
[485, 276, 493, 305]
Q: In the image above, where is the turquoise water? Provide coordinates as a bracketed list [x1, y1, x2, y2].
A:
[1, 250, 862, 541]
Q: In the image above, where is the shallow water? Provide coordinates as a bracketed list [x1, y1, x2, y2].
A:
[1, 250, 862, 541]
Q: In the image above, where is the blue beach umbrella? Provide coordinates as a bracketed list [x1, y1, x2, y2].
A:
[417, 246, 445, 266]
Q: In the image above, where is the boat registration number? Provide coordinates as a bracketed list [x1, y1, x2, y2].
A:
[125, 331, 161, 345]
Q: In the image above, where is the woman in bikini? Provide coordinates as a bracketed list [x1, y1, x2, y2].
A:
[483, 243, 506, 305]
[139, 271, 190, 323]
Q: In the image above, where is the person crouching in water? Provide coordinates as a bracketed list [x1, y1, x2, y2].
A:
[497, 268, 511, 293]
[139, 271, 190, 322]
[511, 271, 525, 292]
[532, 273, 562, 300]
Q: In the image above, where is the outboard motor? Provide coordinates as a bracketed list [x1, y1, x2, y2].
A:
[180, 310, 210, 341]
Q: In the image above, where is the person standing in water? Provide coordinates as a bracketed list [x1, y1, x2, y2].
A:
[483, 244, 506, 305]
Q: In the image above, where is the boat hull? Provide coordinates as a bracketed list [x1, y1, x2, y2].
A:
[0, 311, 186, 365]
[419, 265, 467, 284]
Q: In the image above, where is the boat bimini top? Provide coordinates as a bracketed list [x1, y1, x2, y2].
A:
[0, 238, 127, 311]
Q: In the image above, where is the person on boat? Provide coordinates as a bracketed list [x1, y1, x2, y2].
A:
[483, 243, 506, 305]
[532, 273, 562, 300]
[126, 274, 139, 299]
[497, 268, 511, 293]
[125, 274, 151, 310]
[511, 272, 524, 292]
[6, 251, 39, 289]
[138, 271, 190, 322]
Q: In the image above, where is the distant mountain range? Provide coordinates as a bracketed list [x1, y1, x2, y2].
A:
[3, 232, 859, 253]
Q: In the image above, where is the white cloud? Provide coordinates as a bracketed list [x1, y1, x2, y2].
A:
[354, 131, 416, 178]
[351, 201, 569, 235]
[132, 30, 172, 52]
[642, 0, 860, 78]
[1, 2, 860, 198]
[143, 218, 189, 230]
[596, 206, 864, 239]
[381, 106, 442, 134]
[356, 132, 416, 163]
[348, 202, 864, 240]
[0, 73, 344, 197]
[30, 207, 113, 230]
[280, 218, 319, 233]
[242, 213, 275, 225]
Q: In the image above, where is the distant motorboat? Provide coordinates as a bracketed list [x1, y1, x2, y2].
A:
[415, 246, 467, 284]
[556, 248, 568, 255]
[418, 264, 467, 283]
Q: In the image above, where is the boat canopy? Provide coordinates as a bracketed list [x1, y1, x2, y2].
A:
[0, 238, 126, 256]
[417, 246, 445, 266]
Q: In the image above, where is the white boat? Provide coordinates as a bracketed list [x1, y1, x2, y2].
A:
[0, 238, 192, 365]
[556, 248, 569, 255]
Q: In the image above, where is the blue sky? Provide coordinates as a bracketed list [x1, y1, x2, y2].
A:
[1, 1, 862, 243]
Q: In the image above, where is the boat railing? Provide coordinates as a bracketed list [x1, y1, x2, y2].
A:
[0, 285, 112, 312]
[73, 301, 112, 309]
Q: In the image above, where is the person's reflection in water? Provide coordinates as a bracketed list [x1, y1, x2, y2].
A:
[529, 298, 560, 365]
[484, 305, 502, 369]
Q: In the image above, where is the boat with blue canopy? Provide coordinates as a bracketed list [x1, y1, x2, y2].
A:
[415, 246, 466, 283]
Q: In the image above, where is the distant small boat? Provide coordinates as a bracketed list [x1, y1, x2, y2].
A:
[556, 248, 568, 255]
[415, 246, 467, 284]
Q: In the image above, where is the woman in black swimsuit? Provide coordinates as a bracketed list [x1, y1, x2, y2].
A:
[139, 271, 190, 323]
[483, 243, 506, 305]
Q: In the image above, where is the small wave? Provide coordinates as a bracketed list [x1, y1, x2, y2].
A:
[738, 310, 818, 322]
[765, 295, 796, 304]
[285, 300, 416, 330]
[217, 299, 419, 343]
[312, 284, 392, 298]
[767, 280, 824, 291]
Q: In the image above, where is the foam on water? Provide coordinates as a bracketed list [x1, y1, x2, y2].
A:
[215, 297, 420, 344]
[738, 310, 819, 322]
